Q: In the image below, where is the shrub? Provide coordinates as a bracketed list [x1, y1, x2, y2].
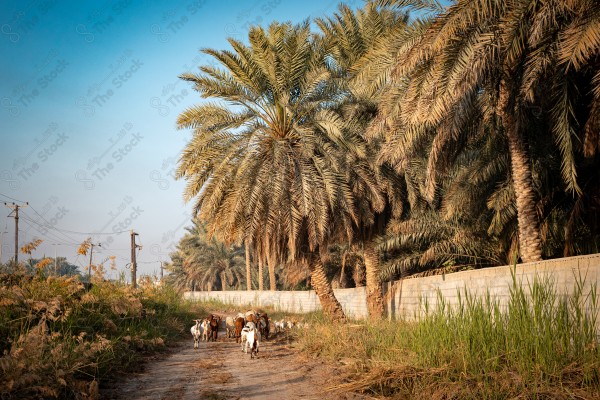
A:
[0, 273, 197, 399]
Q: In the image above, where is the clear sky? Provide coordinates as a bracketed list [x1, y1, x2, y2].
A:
[0, 0, 357, 279]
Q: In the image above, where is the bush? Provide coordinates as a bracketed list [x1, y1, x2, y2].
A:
[0, 273, 198, 399]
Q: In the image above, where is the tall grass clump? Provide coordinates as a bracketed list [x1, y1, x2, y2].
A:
[297, 271, 599, 399]
[0, 272, 200, 399]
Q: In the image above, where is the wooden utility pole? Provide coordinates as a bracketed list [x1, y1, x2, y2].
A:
[88, 242, 100, 280]
[130, 230, 139, 288]
[4, 202, 27, 264]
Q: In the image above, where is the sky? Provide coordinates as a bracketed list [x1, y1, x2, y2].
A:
[0, 0, 359, 279]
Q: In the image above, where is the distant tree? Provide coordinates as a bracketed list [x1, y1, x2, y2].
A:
[165, 218, 247, 292]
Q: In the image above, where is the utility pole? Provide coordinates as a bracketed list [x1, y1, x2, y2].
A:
[88, 242, 101, 280]
[160, 261, 164, 280]
[4, 202, 28, 264]
[130, 230, 140, 288]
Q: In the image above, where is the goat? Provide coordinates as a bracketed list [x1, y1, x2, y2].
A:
[234, 316, 245, 343]
[200, 318, 209, 342]
[225, 316, 235, 338]
[257, 313, 270, 340]
[190, 319, 203, 349]
[207, 314, 221, 342]
[274, 319, 285, 333]
[241, 321, 260, 359]
[245, 310, 257, 325]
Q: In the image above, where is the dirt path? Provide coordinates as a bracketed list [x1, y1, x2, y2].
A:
[101, 327, 363, 400]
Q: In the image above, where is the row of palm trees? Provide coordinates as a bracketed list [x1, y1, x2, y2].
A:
[173, 0, 600, 321]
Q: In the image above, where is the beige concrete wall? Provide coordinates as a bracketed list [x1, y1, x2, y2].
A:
[386, 253, 599, 321]
[183, 253, 600, 321]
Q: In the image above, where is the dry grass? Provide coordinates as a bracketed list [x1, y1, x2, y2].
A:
[0, 273, 199, 399]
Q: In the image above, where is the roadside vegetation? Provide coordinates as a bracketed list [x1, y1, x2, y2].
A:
[297, 275, 600, 399]
[0, 270, 199, 399]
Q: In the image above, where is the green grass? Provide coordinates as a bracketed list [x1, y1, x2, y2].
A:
[296, 271, 600, 399]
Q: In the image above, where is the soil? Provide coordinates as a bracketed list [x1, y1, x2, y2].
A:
[100, 317, 367, 400]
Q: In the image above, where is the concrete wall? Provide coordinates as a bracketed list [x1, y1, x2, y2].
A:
[184, 253, 600, 321]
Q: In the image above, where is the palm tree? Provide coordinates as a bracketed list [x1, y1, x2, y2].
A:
[316, 3, 419, 318]
[379, 133, 510, 279]
[165, 218, 247, 291]
[371, 0, 600, 263]
[176, 22, 362, 321]
[188, 237, 246, 291]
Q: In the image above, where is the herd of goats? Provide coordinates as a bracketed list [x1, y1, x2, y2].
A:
[190, 310, 308, 359]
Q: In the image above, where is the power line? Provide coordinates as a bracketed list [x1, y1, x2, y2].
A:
[18, 218, 82, 251]
[21, 213, 81, 246]
[19, 213, 81, 246]
[27, 205, 82, 243]
[28, 205, 130, 236]
[32, 226, 131, 236]
[0, 192, 27, 204]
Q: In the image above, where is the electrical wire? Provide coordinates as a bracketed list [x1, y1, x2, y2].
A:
[27, 205, 131, 236]
[27, 205, 82, 243]
[20, 212, 81, 246]
[19, 216, 81, 247]
[0, 192, 27, 204]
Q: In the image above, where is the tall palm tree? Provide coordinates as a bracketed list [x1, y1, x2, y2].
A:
[317, 3, 418, 318]
[371, 0, 600, 263]
[176, 22, 362, 321]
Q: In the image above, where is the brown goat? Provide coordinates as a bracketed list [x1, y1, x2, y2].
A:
[257, 313, 270, 340]
[234, 316, 245, 343]
[245, 313, 257, 324]
[207, 314, 221, 341]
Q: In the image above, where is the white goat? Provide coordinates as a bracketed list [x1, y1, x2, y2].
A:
[190, 319, 203, 349]
[275, 319, 285, 333]
[200, 318, 209, 342]
[240, 321, 261, 359]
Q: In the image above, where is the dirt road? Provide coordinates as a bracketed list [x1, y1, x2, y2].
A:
[101, 329, 362, 400]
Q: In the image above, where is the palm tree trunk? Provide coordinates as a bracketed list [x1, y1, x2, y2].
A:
[258, 255, 264, 291]
[499, 79, 543, 263]
[309, 256, 346, 322]
[363, 241, 384, 319]
[245, 240, 252, 290]
[221, 272, 226, 291]
[339, 253, 347, 288]
[267, 252, 276, 291]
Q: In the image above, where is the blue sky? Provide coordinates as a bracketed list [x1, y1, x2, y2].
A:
[0, 0, 358, 278]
